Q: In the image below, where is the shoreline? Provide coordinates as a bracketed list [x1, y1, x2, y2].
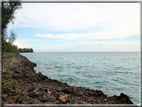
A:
[2, 53, 137, 106]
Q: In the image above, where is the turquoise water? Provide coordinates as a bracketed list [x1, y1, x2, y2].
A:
[21, 52, 140, 105]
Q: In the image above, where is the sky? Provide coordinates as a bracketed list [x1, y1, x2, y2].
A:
[6, 2, 140, 52]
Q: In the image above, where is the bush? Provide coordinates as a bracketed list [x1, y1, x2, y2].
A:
[2, 38, 19, 53]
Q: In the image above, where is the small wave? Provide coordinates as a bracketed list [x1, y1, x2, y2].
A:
[54, 65, 62, 68]
[66, 64, 71, 66]
[114, 71, 135, 74]
[114, 66, 131, 70]
[57, 69, 62, 72]
[85, 74, 102, 78]
[75, 71, 80, 74]
[105, 87, 109, 90]
[46, 67, 54, 69]
[111, 78, 119, 82]
[67, 77, 74, 81]
[76, 66, 82, 69]
[94, 81, 101, 84]
[96, 85, 103, 89]
[90, 75, 102, 78]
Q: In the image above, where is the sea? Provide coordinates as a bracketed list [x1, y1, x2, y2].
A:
[20, 52, 141, 105]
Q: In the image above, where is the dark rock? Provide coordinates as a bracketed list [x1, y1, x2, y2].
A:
[41, 94, 56, 102]
[14, 70, 20, 74]
[61, 88, 72, 94]
[5, 76, 9, 79]
[39, 88, 48, 93]
[12, 75, 18, 80]
[27, 85, 36, 92]
[27, 92, 41, 99]
[119, 93, 133, 104]
[22, 92, 28, 96]
[33, 84, 43, 92]
[36, 72, 47, 81]
[62, 82, 68, 86]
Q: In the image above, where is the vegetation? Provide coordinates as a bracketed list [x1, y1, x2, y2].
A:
[2, 31, 19, 53]
[2, 0, 34, 53]
[2, 1, 33, 103]
[2, 0, 22, 53]
[2, 53, 25, 104]
[2, 0, 22, 38]
[18, 48, 34, 53]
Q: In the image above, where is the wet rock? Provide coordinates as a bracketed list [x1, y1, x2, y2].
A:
[93, 90, 105, 97]
[119, 93, 133, 104]
[62, 82, 68, 86]
[36, 72, 47, 81]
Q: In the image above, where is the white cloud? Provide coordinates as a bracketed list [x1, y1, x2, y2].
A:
[8, 3, 140, 52]
[13, 40, 30, 48]
[35, 33, 87, 40]
[44, 45, 47, 49]
[65, 40, 140, 47]
[13, 39, 42, 48]
[13, 38, 140, 52]
[15, 3, 139, 40]
[8, 3, 140, 33]
[35, 29, 139, 40]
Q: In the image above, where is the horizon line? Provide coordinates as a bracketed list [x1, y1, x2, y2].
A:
[32, 51, 140, 53]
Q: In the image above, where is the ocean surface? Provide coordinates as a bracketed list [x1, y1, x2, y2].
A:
[20, 52, 141, 105]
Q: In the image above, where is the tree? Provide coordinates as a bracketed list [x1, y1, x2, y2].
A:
[2, 0, 22, 39]
[18, 48, 34, 53]
[31, 48, 33, 52]
[2, 0, 22, 53]
[2, 39, 9, 52]
[8, 30, 16, 45]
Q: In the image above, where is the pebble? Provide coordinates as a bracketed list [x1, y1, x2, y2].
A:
[58, 94, 68, 103]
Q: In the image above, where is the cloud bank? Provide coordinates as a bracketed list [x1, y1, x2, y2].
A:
[8, 3, 140, 52]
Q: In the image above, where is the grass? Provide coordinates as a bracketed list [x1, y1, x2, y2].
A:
[2, 54, 24, 100]
[2, 53, 27, 103]
[2, 86, 8, 94]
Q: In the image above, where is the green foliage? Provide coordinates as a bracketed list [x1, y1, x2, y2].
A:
[2, 0, 22, 53]
[18, 48, 34, 53]
[2, 0, 21, 53]
[2, 86, 8, 94]
[9, 30, 17, 45]
[2, 1, 34, 54]
[2, 39, 8, 52]
[2, 38, 19, 53]
[2, 0, 22, 38]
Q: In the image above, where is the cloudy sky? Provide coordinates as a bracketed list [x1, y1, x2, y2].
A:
[7, 3, 140, 52]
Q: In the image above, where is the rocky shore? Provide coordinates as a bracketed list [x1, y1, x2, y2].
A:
[2, 53, 137, 106]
